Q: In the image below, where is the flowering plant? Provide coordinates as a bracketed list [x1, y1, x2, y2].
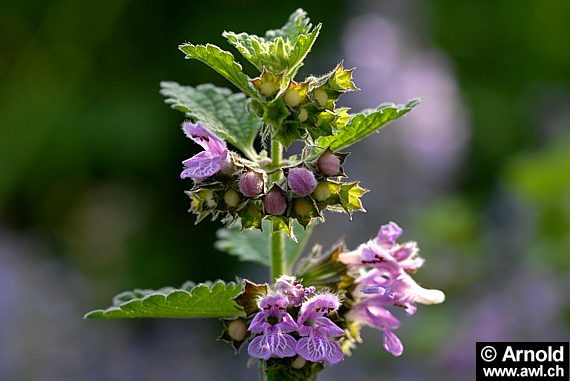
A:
[85, 9, 444, 381]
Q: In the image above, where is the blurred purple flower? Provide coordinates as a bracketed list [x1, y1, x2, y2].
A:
[341, 222, 444, 356]
[347, 302, 402, 356]
[377, 221, 403, 247]
[180, 121, 228, 182]
[295, 293, 344, 365]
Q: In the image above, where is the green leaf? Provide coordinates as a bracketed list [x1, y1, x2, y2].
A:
[222, 9, 321, 78]
[178, 43, 257, 98]
[265, 8, 312, 40]
[215, 219, 311, 271]
[160, 82, 261, 159]
[317, 98, 421, 151]
[284, 23, 321, 78]
[84, 280, 244, 319]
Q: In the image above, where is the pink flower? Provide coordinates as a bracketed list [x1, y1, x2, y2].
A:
[180, 122, 229, 182]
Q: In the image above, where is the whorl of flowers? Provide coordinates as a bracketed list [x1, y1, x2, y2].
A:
[246, 276, 344, 365]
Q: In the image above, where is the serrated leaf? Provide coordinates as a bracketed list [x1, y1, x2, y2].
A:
[317, 99, 421, 151]
[160, 82, 261, 159]
[285, 23, 321, 78]
[215, 219, 311, 271]
[223, 9, 320, 79]
[85, 280, 244, 319]
[178, 43, 257, 98]
[265, 8, 312, 41]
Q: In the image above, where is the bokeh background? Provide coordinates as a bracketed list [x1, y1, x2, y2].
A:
[1, 0, 569, 380]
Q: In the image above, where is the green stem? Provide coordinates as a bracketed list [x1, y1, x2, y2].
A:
[271, 222, 285, 280]
[270, 140, 285, 281]
[270, 140, 283, 169]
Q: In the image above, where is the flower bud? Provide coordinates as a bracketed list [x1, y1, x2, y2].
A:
[239, 171, 264, 197]
[298, 107, 308, 122]
[317, 153, 341, 177]
[223, 188, 240, 208]
[227, 318, 248, 342]
[259, 81, 277, 97]
[291, 356, 306, 369]
[288, 168, 317, 197]
[284, 88, 301, 108]
[264, 187, 287, 215]
[312, 182, 331, 202]
[294, 198, 313, 216]
[313, 88, 328, 107]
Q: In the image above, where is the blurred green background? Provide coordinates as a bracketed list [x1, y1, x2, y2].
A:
[1, 1, 569, 380]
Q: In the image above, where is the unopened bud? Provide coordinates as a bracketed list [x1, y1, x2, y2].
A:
[227, 319, 248, 342]
[312, 182, 331, 202]
[284, 89, 301, 108]
[223, 189, 240, 208]
[288, 168, 317, 197]
[259, 81, 277, 97]
[298, 107, 308, 122]
[313, 88, 328, 107]
[264, 187, 287, 215]
[317, 153, 341, 177]
[294, 198, 313, 216]
[291, 356, 306, 369]
[239, 171, 264, 197]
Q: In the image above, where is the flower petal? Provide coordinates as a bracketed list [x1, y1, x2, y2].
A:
[248, 335, 272, 360]
[376, 221, 403, 247]
[180, 152, 222, 181]
[182, 121, 226, 155]
[248, 310, 269, 334]
[296, 334, 344, 364]
[248, 331, 297, 360]
[383, 329, 403, 356]
[314, 317, 344, 337]
[277, 312, 298, 333]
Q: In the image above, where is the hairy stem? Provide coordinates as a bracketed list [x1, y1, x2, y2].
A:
[270, 140, 285, 280]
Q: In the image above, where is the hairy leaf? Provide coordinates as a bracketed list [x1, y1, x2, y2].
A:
[215, 219, 311, 271]
[265, 8, 312, 40]
[178, 43, 256, 98]
[85, 280, 244, 319]
[222, 9, 320, 79]
[160, 82, 260, 159]
[317, 99, 421, 151]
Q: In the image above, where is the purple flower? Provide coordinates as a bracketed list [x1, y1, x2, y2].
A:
[340, 222, 445, 357]
[288, 168, 317, 197]
[295, 293, 344, 364]
[376, 221, 403, 247]
[180, 121, 229, 182]
[347, 302, 403, 356]
[361, 272, 445, 312]
[274, 275, 314, 307]
[247, 295, 298, 360]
